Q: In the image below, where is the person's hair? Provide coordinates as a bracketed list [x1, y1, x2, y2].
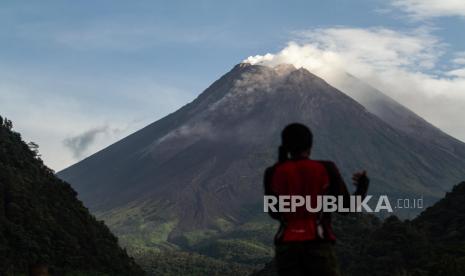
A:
[278, 123, 313, 162]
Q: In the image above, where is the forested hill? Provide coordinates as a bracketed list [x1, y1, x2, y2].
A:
[0, 116, 144, 275]
[415, 181, 465, 244]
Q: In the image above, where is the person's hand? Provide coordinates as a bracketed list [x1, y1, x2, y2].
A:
[352, 170, 368, 187]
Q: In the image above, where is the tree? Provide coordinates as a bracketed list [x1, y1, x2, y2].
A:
[27, 142, 41, 158]
[3, 117, 13, 130]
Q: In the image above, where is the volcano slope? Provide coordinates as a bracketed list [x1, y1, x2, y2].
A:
[58, 63, 465, 261]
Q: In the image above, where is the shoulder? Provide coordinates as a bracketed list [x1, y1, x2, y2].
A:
[265, 163, 279, 174]
[265, 162, 293, 178]
[297, 159, 333, 171]
[313, 160, 338, 170]
[264, 163, 282, 177]
[313, 159, 335, 166]
[268, 161, 291, 170]
[264, 165, 275, 177]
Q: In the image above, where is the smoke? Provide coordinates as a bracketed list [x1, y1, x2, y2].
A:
[209, 64, 296, 116]
[63, 125, 120, 158]
[245, 27, 440, 78]
[244, 27, 465, 142]
[156, 122, 215, 144]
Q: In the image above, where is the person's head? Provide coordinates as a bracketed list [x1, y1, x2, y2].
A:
[279, 123, 313, 162]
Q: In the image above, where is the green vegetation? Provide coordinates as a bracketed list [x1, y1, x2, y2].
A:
[0, 117, 144, 275]
[134, 250, 256, 276]
[195, 238, 272, 265]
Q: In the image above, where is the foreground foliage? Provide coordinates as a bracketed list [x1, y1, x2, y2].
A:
[0, 117, 144, 275]
[134, 250, 257, 276]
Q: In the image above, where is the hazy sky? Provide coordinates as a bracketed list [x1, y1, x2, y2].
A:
[1, 0, 464, 171]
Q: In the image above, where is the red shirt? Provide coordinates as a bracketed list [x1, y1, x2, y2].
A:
[265, 159, 339, 242]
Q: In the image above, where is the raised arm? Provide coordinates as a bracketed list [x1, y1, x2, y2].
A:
[321, 161, 369, 211]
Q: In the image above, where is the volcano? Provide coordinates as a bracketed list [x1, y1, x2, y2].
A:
[58, 63, 465, 249]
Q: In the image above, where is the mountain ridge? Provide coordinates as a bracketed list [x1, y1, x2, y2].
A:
[328, 71, 465, 157]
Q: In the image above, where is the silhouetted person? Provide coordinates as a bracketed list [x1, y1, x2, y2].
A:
[264, 123, 369, 276]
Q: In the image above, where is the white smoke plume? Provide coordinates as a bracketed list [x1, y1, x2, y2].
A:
[244, 27, 465, 142]
[156, 122, 215, 144]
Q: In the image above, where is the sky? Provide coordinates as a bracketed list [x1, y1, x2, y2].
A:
[1, 0, 465, 171]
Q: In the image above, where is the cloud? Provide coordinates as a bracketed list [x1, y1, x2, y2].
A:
[245, 27, 465, 142]
[452, 52, 465, 65]
[0, 65, 193, 171]
[390, 0, 465, 19]
[63, 125, 112, 158]
[446, 68, 465, 77]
